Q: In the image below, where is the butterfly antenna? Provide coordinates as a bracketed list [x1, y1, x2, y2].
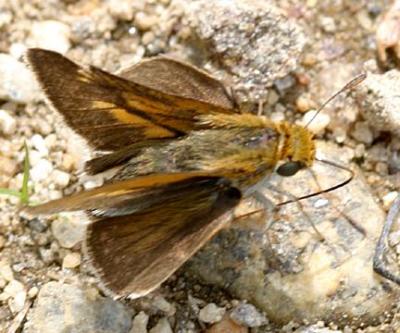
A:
[277, 158, 353, 206]
[305, 73, 367, 128]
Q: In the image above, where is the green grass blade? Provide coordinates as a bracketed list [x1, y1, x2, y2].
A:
[20, 141, 30, 204]
[0, 188, 21, 197]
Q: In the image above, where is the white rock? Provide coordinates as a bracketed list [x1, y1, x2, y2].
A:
[28, 286, 39, 298]
[8, 289, 27, 313]
[198, 303, 226, 324]
[4, 280, 25, 298]
[31, 134, 49, 157]
[30, 158, 53, 182]
[0, 109, 16, 135]
[0, 262, 14, 281]
[108, 0, 135, 20]
[31, 21, 71, 54]
[301, 110, 331, 134]
[62, 252, 81, 269]
[149, 317, 173, 333]
[52, 169, 71, 188]
[382, 191, 398, 210]
[0, 53, 39, 103]
[9, 43, 27, 59]
[134, 12, 158, 30]
[0, 11, 12, 29]
[152, 295, 176, 316]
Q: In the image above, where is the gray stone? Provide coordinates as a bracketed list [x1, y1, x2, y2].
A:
[198, 303, 225, 324]
[23, 282, 132, 333]
[356, 70, 400, 136]
[186, 141, 399, 325]
[230, 303, 267, 328]
[51, 215, 86, 249]
[184, 0, 306, 102]
[149, 317, 173, 333]
[130, 311, 149, 333]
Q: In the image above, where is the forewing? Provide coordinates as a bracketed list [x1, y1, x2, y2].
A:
[84, 177, 241, 298]
[26, 49, 235, 152]
[120, 56, 236, 110]
[23, 173, 212, 216]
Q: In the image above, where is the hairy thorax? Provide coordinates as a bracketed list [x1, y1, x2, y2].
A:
[115, 127, 281, 191]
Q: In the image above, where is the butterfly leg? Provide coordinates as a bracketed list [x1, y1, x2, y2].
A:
[265, 184, 325, 241]
[373, 193, 400, 285]
[306, 168, 366, 236]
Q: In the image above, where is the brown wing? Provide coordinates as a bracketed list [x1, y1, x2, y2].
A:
[26, 49, 236, 152]
[84, 176, 241, 298]
[119, 56, 236, 109]
[23, 172, 215, 216]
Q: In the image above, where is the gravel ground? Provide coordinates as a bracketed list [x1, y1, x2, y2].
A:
[1, 0, 400, 332]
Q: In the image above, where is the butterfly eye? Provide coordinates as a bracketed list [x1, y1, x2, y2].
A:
[277, 161, 305, 177]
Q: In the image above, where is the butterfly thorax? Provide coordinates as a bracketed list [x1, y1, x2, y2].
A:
[116, 114, 316, 191]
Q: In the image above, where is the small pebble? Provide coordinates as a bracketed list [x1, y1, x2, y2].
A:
[0, 109, 16, 135]
[389, 230, 400, 247]
[230, 303, 267, 328]
[0, 262, 14, 281]
[152, 295, 176, 316]
[354, 144, 366, 158]
[267, 90, 279, 106]
[301, 110, 331, 134]
[61, 154, 77, 171]
[0, 156, 18, 177]
[351, 122, 374, 145]
[28, 286, 39, 299]
[9, 42, 27, 59]
[62, 252, 81, 269]
[296, 95, 315, 113]
[149, 317, 173, 333]
[0, 53, 39, 103]
[131, 311, 149, 333]
[199, 303, 226, 324]
[8, 289, 27, 313]
[52, 169, 71, 188]
[31, 21, 71, 54]
[4, 280, 25, 298]
[319, 16, 336, 33]
[135, 12, 158, 30]
[382, 191, 398, 210]
[31, 134, 49, 157]
[108, 0, 135, 20]
[142, 31, 156, 45]
[30, 158, 53, 182]
[51, 216, 85, 249]
[275, 75, 296, 95]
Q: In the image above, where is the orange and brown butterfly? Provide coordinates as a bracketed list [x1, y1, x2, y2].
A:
[22, 48, 353, 299]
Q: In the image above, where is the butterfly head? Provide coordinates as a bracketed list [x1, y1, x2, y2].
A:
[276, 123, 316, 177]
